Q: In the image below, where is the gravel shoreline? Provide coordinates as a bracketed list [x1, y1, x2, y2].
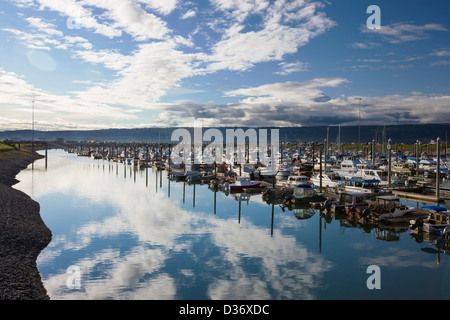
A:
[0, 150, 52, 300]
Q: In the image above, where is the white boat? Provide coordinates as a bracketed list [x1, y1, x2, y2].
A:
[258, 165, 278, 177]
[341, 177, 386, 195]
[310, 173, 344, 188]
[258, 165, 292, 179]
[280, 175, 311, 187]
[354, 169, 401, 186]
[333, 156, 362, 176]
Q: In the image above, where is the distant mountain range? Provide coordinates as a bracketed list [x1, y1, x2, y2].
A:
[1, 123, 449, 145]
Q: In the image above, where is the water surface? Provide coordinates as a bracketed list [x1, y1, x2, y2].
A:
[14, 149, 450, 300]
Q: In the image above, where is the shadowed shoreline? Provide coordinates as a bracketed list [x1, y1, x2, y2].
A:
[0, 149, 52, 300]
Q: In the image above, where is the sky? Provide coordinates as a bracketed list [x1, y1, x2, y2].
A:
[0, 0, 449, 131]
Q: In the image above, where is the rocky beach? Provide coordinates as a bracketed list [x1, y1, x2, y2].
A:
[0, 148, 52, 300]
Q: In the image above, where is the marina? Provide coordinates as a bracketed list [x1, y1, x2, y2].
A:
[12, 140, 450, 300]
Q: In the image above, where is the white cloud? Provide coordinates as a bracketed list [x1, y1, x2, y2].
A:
[181, 9, 196, 20]
[73, 48, 131, 71]
[150, 79, 450, 127]
[363, 23, 448, 44]
[137, 0, 179, 15]
[74, 41, 205, 107]
[83, 0, 171, 41]
[205, 0, 335, 72]
[352, 42, 380, 49]
[25, 17, 63, 36]
[431, 48, 450, 57]
[0, 67, 138, 130]
[275, 61, 310, 75]
[3, 16, 94, 51]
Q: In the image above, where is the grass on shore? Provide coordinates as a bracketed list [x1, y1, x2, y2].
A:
[0, 142, 15, 153]
[0, 141, 39, 160]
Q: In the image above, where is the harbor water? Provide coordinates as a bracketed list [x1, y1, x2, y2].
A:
[14, 149, 450, 300]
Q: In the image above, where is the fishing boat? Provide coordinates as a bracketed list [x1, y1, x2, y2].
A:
[223, 176, 261, 193]
[323, 192, 368, 215]
[285, 184, 325, 204]
[369, 195, 415, 220]
[343, 192, 370, 217]
[410, 207, 450, 235]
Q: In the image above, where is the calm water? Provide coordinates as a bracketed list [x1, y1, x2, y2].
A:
[14, 149, 450, 300]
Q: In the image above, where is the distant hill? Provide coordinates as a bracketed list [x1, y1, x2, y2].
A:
[1, 123, 449, 145]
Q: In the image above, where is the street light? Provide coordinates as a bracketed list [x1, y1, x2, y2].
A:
[357, 98, 362, 155]
[387, 138, 391, 186]
[32, 99, 35, 153]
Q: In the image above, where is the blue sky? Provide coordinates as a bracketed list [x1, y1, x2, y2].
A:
[0, 0, 449, 130]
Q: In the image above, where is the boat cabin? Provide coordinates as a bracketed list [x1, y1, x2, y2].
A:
[372, 196, 408, 215]
[284, 175, 310, 186]
[344, 178, 381, 193]
[428, 211, 450, 225]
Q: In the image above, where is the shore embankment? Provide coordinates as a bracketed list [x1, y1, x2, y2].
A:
[0, 148, 52, 300]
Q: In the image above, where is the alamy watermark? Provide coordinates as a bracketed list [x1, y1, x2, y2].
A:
[367, 5, 381, 30]
[170, 121, 280, 166]
[66, 265, 81, 290]
[366, 265, 381, 290]
[66, 17, 81, 30]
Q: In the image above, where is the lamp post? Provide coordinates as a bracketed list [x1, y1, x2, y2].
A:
[358, 97, 362, 155]
[387, 138, 392, 187]
[32, 100, 35, 153]
[436, 137, 440, 202]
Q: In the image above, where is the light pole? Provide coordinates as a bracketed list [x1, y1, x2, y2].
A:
[32, 99, 35, 153]
[387, 138, 391, 187]
[358, 97, 362, 155]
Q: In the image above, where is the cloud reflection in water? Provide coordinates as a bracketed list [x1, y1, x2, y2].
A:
[16, 151, 333, 300]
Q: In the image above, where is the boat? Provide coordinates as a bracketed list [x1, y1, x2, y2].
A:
[187, 172, 215, 184]
[223, 176, 262, 193]
[369, 195, 415, 220]
[209, 177, 233, 190]
[91, 152, 102, 160]
[285, 184, 325, 204]
[258, 165, 278, 177]
[169, 170, 200, 181]
[392, 163, 413, 174]
[410, 208, 450, 235]
[310, 172, 344, 188]
[354, 169, 400, 186]
[280, 175, 311, 187]
[341, 177, 386, 195]
[343, 192, 370, 217]
[323, 192, 368, 216]
[333, 155, 362, 176]
[258, 165, 292, 179]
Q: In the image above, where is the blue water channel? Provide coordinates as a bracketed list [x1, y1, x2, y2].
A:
[14, 149, 450, 300]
